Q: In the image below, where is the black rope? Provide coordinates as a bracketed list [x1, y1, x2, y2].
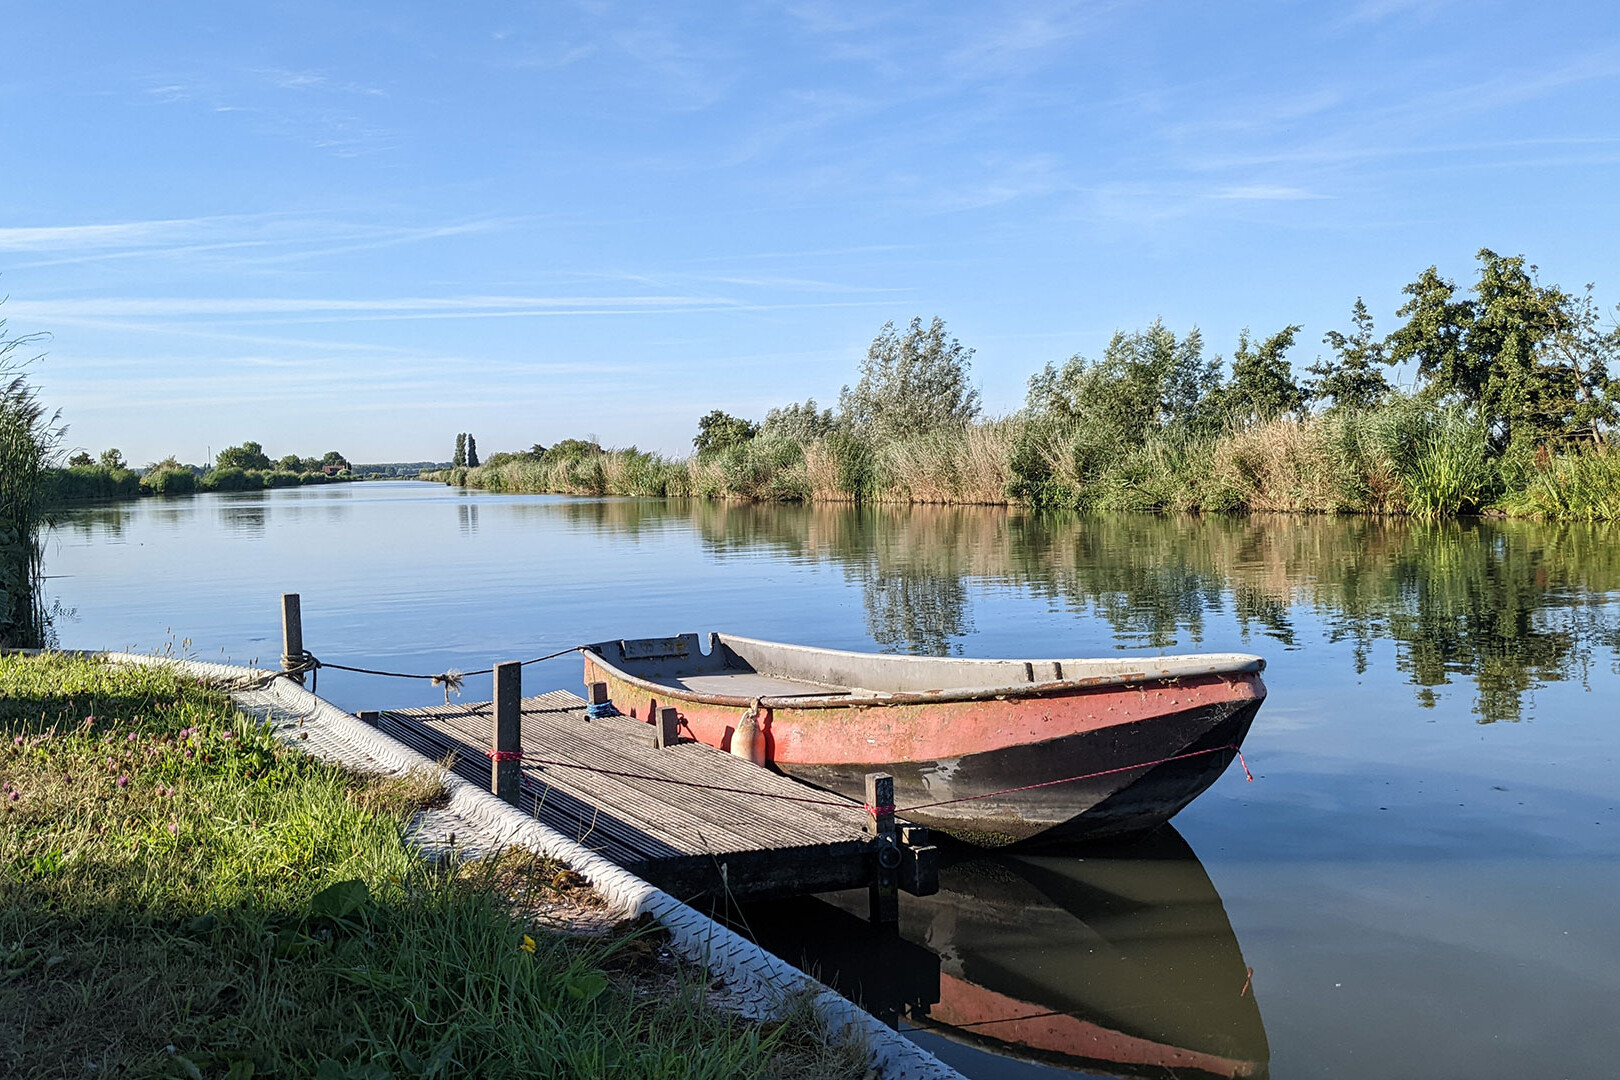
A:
[278, 645, 585, 701]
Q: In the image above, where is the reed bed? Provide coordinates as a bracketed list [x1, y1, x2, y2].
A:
[430, 403, 1620, 521]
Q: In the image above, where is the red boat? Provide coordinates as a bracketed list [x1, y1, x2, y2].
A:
[582, 633, 1265, 846]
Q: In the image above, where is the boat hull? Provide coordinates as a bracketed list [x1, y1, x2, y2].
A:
[582, 646, 1264, 846]
[782, 695, 1261, 846]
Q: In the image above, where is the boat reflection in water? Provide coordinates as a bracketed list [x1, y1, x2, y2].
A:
[744, 827, 1268, 1079]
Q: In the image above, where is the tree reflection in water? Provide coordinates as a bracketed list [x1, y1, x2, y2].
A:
[498, 497, 1620, 723]
[674, 502, 1620, 724]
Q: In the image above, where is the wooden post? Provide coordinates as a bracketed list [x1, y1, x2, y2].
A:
[865, 772, 899, 925]
[280, 593, 304, 685]
[492, 661, 522, 805]
[655, 706, 679, 748]
[586, 682, 610, 718]
[356, 710, 380, 728]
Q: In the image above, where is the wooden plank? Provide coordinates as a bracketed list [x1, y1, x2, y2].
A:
[377, 689, 879, 901]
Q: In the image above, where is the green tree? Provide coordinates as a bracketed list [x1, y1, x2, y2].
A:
[464, 435, 478, 468]
[321, 450, 350, 471]
[277, 454, 303, 472]
[452, 433, 467, 468]
[1026, 320, 1222, 441]
[761, 399, 838, 443]
[839, 317, 981, 441]
[214, 441, 272, 471]
[66, 450, 93, 467]
[1310, 298, 1391, 411]
[692, 411, 759, 456]
[1538, 286, 1620, 443]
[1387, 249, 1610, 447]
[1221, 325, 1307, 424]
[98, 448, 126, 469]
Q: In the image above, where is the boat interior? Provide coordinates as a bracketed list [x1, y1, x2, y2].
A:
[585, 633, 1264, 699]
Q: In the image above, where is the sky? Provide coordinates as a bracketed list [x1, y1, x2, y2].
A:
[4, 0, 1620, 464]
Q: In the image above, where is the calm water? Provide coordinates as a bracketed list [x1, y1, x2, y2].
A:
[41, 484, 1620, 1079]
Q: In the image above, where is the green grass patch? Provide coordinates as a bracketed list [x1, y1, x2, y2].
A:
[0, 655, 862, 1079]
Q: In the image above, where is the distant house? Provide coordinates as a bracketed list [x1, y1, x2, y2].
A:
[321, 464, 346, 476]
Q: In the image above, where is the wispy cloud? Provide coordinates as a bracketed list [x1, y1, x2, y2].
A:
[0, 214, 511, 271]
[0, 217, 232, 252]
[1213, 185, 1330, 201]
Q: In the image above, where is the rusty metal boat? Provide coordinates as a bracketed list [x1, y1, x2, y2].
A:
[582, 633, 1265, 846]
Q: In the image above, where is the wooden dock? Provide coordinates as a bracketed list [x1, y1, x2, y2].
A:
[372, 689, 936, 905]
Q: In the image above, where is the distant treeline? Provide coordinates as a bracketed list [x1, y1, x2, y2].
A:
[429, 250, 1620, 521]
[44, 441, 360, 505]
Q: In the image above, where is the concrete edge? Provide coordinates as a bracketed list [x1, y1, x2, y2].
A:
[87, 652, 964, 1080]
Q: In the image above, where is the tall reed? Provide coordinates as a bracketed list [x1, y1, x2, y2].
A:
[0, 342, 55, 646]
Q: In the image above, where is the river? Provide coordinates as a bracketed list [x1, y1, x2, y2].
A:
[41, 483, 1620, 1079]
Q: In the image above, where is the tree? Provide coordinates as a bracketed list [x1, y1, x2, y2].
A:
[1387, 249, 1608, 446]
[277, 454, 303, 472]
[1538, 286, 1620, 443]
[839, 317, 981, 442]
[1025, 320, 1222, 441]
[214, 441, 272, 472]
[453, 433, 466, 468]
[1310, 298, 1391, 411]
[1221, 325, 1307, 424]
[321, 450, 350, 471]
[67, 451, 93, 467]
[692, 411, 759, 456]
[464, 435, 479, 468]
[761, 398, 838, 443]
[98, 448, 127, 470]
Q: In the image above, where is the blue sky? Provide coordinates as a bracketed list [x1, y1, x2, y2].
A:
[4, 1, 1619, 463]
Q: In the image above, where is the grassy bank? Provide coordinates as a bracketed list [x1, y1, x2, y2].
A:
[425, 401, 1620, 521]
[0, 654, 861, 1079]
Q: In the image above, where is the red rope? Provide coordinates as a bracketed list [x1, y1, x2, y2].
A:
[895, 744, 1253, 813]
[484, 749, 524, 761]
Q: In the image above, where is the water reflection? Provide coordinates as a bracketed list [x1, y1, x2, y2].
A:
[669, 504, 1620, 724]
[746, 827, 1267, 1079]
[46, 492, 1620, 724]
[217, 498, 266, 538]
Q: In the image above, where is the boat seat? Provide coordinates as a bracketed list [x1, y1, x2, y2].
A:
[653, 671, 849, 699]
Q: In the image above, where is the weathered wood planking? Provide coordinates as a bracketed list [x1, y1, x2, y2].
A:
[376, 690, 876, 901]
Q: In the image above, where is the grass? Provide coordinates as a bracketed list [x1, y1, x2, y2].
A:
[1500, 443, 1620, 520]
[0, 655, 865, 1080]
[1, 362, 52, 647]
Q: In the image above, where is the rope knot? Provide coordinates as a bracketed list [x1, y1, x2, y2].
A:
[484, 749, 524, 762]
[430, 670, 465, 704]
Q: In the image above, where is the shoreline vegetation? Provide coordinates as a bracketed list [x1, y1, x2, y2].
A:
[429, 250, 1620, 522]
[44, 441, 362, 506]
[0, 654, 862, 1078]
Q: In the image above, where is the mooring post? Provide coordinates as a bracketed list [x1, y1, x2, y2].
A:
[491, 661, 522, 805]
[280, 593, 304, 685]
[655, 705, 679, 748]
[865, 772, 900, 925]
[586, 682, 610, 719]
